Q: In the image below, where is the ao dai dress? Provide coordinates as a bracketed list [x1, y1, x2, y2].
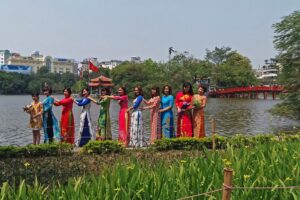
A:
[28, 101, 43, 130]
[75, 98, 95, 147]
[160, 95, 174, 138]
[175, 92, 193, 137]
[96, 97, 111, 140]
[129, 95, 145, 147]
[54, 97, 75, 144]
[112, 95, 129, 146]
[144, 96, 161, 144]
[192, 94, 207, 138]
[42, 96, 60, 143]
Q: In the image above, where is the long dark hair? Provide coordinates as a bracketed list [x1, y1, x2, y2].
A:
[135, 86, 143, 97]
[64, 88, 72, 96]
[162, 85, 172, 95]
[100, 88, 111, 95]
[81, 88, 90, 96]
[31, 92, 39, 98]
[151, 86, 160, 98]
[43, 86, 52, 95]
[120, 86, 127, 95]
[182, 82, 194, 95]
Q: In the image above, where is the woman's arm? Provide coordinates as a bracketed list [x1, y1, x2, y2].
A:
[88, 96, 99, 104]
[200, 96, 207, 109]
[133, 96, 143, 110]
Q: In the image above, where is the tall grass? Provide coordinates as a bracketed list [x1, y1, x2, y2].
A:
[1, 141, 300, 199]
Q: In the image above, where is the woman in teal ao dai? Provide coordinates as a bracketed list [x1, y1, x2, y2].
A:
[160, 85, 174, 138]
[42, 87, 60, 143]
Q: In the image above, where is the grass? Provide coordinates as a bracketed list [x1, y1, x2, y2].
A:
[1, 140, 300, 199]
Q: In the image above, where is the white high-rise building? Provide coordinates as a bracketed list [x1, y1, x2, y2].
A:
[0, 50, 10, 65]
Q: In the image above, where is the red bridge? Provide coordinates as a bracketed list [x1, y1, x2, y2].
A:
[209, 85, 284, 100]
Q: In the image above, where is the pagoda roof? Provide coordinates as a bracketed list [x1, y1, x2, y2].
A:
[90, 75, 112, 83]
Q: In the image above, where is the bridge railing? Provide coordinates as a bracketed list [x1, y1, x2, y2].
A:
[209, 85, 283, 95]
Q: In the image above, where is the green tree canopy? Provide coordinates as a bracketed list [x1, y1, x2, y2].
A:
[272, 10, 300, 119]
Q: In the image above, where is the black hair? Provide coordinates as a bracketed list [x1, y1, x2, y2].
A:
[151, 86, 160, 97]
[31, 92, 39, 98]
[135, 86, 143, 97]
[120, 86, 127, 95]
[182, 82, 194, 95]
[162, 85, 172, 95]
[100, 88, 111, 95]
[81, 88, 90, 96]
[43, 87, 52, 95]
[64, 88, 72, 95]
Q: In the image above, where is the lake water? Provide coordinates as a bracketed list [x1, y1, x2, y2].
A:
[0, 95, 299, 146]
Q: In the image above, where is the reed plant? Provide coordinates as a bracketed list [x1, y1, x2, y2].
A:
[1, 141, 300, 199]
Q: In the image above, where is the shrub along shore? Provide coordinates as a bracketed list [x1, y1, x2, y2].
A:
[1, 133, 300, 199]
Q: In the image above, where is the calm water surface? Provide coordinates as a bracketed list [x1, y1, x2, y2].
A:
[0, 95, 299, 146]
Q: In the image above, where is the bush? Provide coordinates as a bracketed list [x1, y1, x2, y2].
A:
[0, 143, 72, 159]
[83, 140, 125, 154]
[152, 136, 226, 151]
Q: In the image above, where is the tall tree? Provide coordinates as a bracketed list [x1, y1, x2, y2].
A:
[272, 10, 300, 119]
[205, 47, 257, 88]
[205, 46, 234, 65]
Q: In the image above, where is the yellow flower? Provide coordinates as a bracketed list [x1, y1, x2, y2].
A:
[243, 175, 250, 180]
[24, 162, 30, 168]
[127, 165, 135, 170]
[225, 161, 231, 167]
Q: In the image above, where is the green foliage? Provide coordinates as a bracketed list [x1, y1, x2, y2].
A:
[1, 140, 300, 199]
[152, 136, 226, 151]
[0, 70, 79, 95]
[207, 48, 258, 87]
[272, 10, 300, 119]
[0, 143, 72, 158]
[83, 140, 125, 154]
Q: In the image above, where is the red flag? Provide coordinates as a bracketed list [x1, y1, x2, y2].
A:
[89, 61, 99, 72]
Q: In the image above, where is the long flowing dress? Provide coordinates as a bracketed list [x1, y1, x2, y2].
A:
[42, 96, 60, 143]
[54, 97, 75, 144]
[160, 95, 175, 138]
[112, 95, 129, 145]
[145, 96, 161, 143]
[192, 94, 207, 138]
[129, 95, 144, 147]
[96, 97, 111, 140]
[175, 91, 193, 137]
[75, 98, 95, 147]
[28, 101, 43, 130]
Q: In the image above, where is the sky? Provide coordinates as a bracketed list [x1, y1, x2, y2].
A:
[0, 0, 299, 68]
